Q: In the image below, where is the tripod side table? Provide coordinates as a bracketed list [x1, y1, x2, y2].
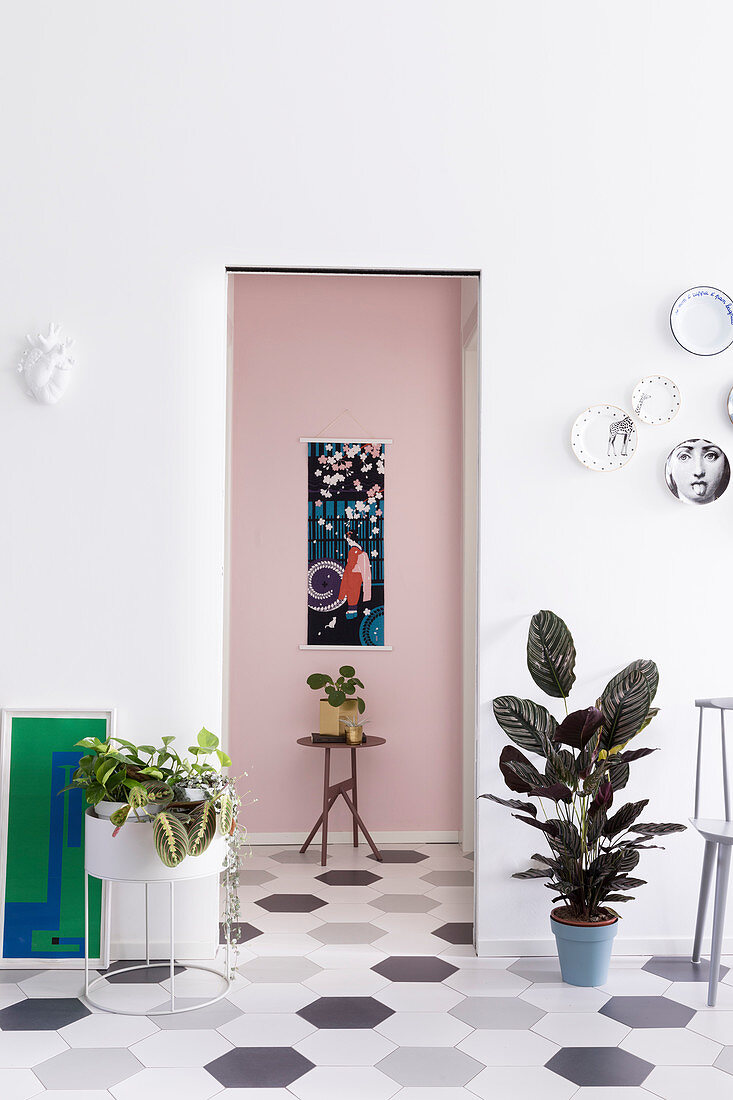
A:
[297, 735, 386, 865]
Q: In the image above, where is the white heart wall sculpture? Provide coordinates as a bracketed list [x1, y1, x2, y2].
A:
[18, 322, 75, 405]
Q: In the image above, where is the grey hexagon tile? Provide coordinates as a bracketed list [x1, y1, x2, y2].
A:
[146, 996, 242, 1029]
[270, 849, 323, 864]
[295, 1027, 396, 1066]
[367, 850, 427, 863]
[238, 868, 276, 885]
[545, 1046, 654, 1087]
[509, 957, 563, 984]
[219, 920, 262, 944]
[85, 981, 176, 1013]
[368, 894, 438, 913]
[643, 956, 729, 983]
[376, 1010, 472, 1047]
[600, 995, 695, 1028]
[34, 1046, 142, 1090]
[622, 1025, 723, 1065]
[256, 894, 326, 912]
[59, 1010, 159, 1046]
[0, 1031, 68, 1069]
[110, 1067, 223, 1100]
[0, 1067, 45, 1099]
[431, 922, 473, 945]
[299, 996, 394, 1030]
[316, 870, 382, 886]
[131, 1028, 232, 1067]
[0, 996, 90, 1030]
[102, 959, 186, 984]
[372, 956, 457, 983]
[311, 922, 387, 944]
[420, 870, 474, 887]
[376, 1045, 483, 1087]
[450, 995, 545, 1029]
[716, 1046, 733, 1074]
[0, 970, 43, 983]
[205, 1046, 314, 1088]
[238, 956, 322, 983]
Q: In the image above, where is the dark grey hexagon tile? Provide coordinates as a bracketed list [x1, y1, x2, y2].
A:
[368, 894, 438, 913]
[0, 996, 90, 1030]
[546, 1046, 654, 1086]
[421, 870, 474, 887]
[316, 870, 382, 886]
[600, 995, 695, 1028]
[372, 956, 458, 983]
[432, 922, 473, 945]
[206, 1046, 314, 1087]
[298, 995, 394, 1029]
[35, 1045, 141, 1089]
[270, 849, 323, 864]
[377, 1045, 483, 1086]
[102, 959, 185, 984]
[310, 922, 387, 944]
[219, 921, 262, 944]
[508, 958, 563, 984]
[256, 894, 326, 912]
[367, 850, 427, 863]
[148, 996, 242, 1028]
[643, 955, 729, 983]
[450, 995, 545, 1029]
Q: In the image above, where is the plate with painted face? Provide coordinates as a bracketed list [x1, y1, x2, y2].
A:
[631, 375, 681, 425]
[670, 286, 733, 356]
[571, 405, 637, 472]
[665, 438, 730, 504]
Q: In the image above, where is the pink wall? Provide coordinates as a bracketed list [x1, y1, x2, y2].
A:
[228, 273, 463, 834]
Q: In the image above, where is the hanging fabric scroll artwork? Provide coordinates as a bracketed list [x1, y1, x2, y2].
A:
[306, 441, 386, 647]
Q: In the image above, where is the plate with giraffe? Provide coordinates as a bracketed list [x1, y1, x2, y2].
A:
[631, 375, 681, 425]
[571, 404, 637, 471]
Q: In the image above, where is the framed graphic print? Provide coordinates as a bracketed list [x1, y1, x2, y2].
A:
[0, 709, 112, 968]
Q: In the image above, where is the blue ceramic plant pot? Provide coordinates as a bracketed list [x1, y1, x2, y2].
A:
[551, 910, 618, 987]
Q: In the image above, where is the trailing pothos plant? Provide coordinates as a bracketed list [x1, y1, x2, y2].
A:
[480, 610, 685, 923]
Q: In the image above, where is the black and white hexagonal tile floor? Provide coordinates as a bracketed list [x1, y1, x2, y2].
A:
[2, 842, 733, 1098]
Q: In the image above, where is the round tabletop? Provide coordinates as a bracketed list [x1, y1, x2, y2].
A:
[297, 736, 386, 749]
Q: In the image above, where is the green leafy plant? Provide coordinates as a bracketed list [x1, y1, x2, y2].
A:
[306, 666, 365, 713]
[481, 610, 685, 923]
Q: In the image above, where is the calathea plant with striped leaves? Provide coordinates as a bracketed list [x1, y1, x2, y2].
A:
[481, 610, 685, 923]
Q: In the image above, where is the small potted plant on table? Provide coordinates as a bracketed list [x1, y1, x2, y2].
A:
[307, 665, 365, 738]
[481, 610, 685, 987]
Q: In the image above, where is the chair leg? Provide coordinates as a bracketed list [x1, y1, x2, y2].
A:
[693, 840, 717, 963]
[708, 844, 732, 1007]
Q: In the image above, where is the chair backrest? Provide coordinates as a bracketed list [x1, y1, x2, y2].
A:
[694, 698, 733, 822]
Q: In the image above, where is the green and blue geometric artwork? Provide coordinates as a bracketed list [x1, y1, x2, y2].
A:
[0, 713, 105, 962]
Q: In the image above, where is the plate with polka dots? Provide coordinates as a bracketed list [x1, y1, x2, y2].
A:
[631, 375, 681, 425]
[571, 404, 637, 472]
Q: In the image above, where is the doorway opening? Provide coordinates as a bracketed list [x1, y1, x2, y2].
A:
[224, 268, 480, 860]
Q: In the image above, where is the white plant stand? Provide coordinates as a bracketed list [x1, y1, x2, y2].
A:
[83, 810, 231, 1015]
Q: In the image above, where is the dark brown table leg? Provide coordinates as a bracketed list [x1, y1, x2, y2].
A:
[340, 786, 383, 861]
[300, 788, 339, 854]
[351, 747, 358, 848]
[320, 747, 331, 866]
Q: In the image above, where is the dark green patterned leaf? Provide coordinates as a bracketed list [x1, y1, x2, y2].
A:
[526, 611, 576, 698]
[547, 820, 582, 858]
[630, 822, 687, 836]
[479, 793, 537, 816]
[603, 800, 649, 838]
[529, 782, 573, 803]
[600, 671, 651, 752]
[607, 758, 630, 791]
[513, 867, 552, 879]
[493, 696, 556, 756]
[603, 659, 659, 704]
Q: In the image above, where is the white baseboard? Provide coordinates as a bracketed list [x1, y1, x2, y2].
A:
[477, 937, 733, 957]
[246, 830, 460, 845]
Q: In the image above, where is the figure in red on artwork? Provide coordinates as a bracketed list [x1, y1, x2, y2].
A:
[338, 529, 372, 620]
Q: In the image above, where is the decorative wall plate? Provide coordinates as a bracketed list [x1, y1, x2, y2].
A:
[631, 376, 681, 425]
[670, 286, 733, 356]
[665, 438, 730, 504]
[571, 405, 637, 471]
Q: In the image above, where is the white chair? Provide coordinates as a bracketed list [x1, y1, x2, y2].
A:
[691, 698, 733, 1007]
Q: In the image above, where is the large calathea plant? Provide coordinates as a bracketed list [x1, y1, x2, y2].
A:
[481, 610, 685, 923]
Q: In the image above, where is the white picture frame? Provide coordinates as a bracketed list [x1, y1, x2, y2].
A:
[0, 708, 113, 969]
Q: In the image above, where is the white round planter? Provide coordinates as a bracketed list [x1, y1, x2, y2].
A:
[85, 808, 226, 882]
[93, 801, 128, 821]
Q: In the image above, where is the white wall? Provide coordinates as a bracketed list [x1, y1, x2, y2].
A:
[2, 0, 732, 955]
